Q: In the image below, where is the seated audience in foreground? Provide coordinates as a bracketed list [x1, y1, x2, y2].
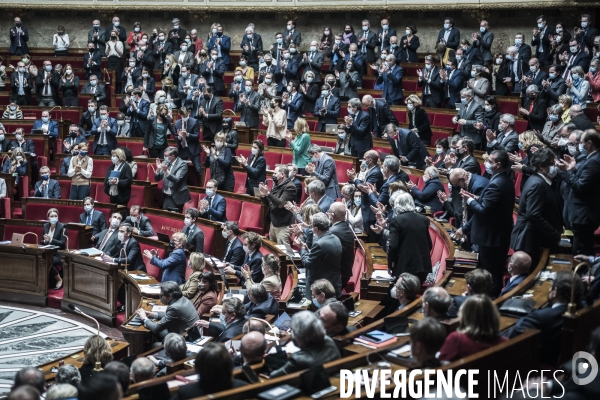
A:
[499, 251, 532, 296]
[194, 297, 246, 343]
[180, 252, 205, 299]
[103, 361, 130, 395]
[236, 331, 268, 372]
[79, 335, 114, 380]
[124, 205, 155, 237]
[317, 302, 355, 337]
[439, 295, 507, 362]
[447, 268, 492, 317]
[421, 286, 452, 320]
[11, 367, 45, 397]
[148, 333, 191, 377]
[77, 372, 122, 400]
[142, 232, 187, 284]
[192, 271, 219, 315]
[244, 283, 279, 319]
[389, 272, 421, 312]
[55, 364, 81, 386]
[409, 317, 447, 369]
[243, 253, 282, 300]
[310, 279, 338, 309]
[46, 384, 78, 400]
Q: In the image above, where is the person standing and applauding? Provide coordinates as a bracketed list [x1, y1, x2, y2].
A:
[104, 148, 133, 206]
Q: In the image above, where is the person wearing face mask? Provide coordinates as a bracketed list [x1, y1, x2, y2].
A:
[314, 83, 340, 132]
[319, 26, 333, 54]
[137, 39, 155, 72]
[471, 19, 494, 66]
[377, 54, 403, 106]
[133, 67, 155, 104]
[282, 80, 304, 128]
[376, 18, 397, 53]
[34, 166, 60, 199]
[174, 42, 194, 70]
[53, 24, 69, 56]
[105, 16, 126, 43]
[10, 61, 33, 105]
[91, 105, 118, 155]
[453, 88, 484, 148]
[439, 168, 489, 228]
[202, 130, 234, 191]
[518, 85, 547, 132]
[2, 101, 22, 119]
[167, 18, 187, 49]
[361, 94, 398, 138]
[178, 66, 199, 103]
[154, 146, 191, 212]
[77, 197, 107, 237]
[127, 22, 145, 50]
[242, 254, 282, 301]
[455, 150, 515, 296]
[561, 39, 591, 81]
[193, 298, 245, 344]
[237, 139, 266, 196]
[122, 58, 140, 93]
[305, 144, 340, 201]
[417, 55, 442, 109]
[334, 124, 352, 156]
[396, 26, 418, 63]
[437, 17, 460, 51]
[221, 222, 245, 267]
[326, 34, 348, 73]
[299, 40, 324, 86]
[258, 53, 276, 85]
[83, 40, 102, 82]
[207, 23, 231, 67]
[58, 63, 80, 107]
[532, 15, 556, 67]
[441, 58, 465, 108]
[222, 231, 264, 286]
[113, 113, 130, 137]
[153, 30, 173, 70]
[42, 208, 66, 290]
[190, 271, 218, 315]
[235, 79, 260, 130]
[587, 58, 600, 102]
[103, 148, 133, 206]
[200, 49, 226, 98]
[81, 74, 106, 106]
[9, 128, 34, 155]
[145, 103, 176, 158]
[178, 252, 207, 300]
[35, 60, 60, 106]
[258, 165, 296, 244]
[172, 106, 201, 181]
[297, 71, 319, 116]
[490, 53, 510, 96]
[566, 66, 591, 109]
[218, 116, 239, 159]
[105, 29, 124, 90]
[539, 104, 565, 150]
[239, 25, 262, 70]
[0, 128, 11, 154]
[540, 64, 567, 108]
[143, 234, 189, 286]
[87, 19, 106, 57]
[93, 212, 122, 256]
[574, 14, 599, 55]
[511, 147, 563, 266]
[78, 99, 100, 138]
[486, 113, 520, 156]
[122, 204, 155, 237]
[407, 166, 444, 212]
[178, 207, 204, 254]
[9, 17, 29, 56]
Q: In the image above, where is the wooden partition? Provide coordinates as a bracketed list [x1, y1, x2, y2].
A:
[560, 297, 600, 365]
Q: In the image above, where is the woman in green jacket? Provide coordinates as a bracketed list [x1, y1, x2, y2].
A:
[286, 117, 312, 175]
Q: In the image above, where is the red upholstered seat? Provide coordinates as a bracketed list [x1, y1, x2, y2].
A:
[432, 113, 458, 130]
[3, 225, 44, 244]
[281, 153, 293, 164]
[25, 203, 82, 222]
[514, 120, 528, 134]
[148, 213, 183, 237]
[92, 160, 113, 178]
[263, 153, 282, 170]
[392, 109, 407, 124]
[222, 101, 234, 111]
[416, 177, 425, 190]
[257, 134, 267, 143]
[237, 148, 251, 160]
[312, 139, 336, 148]
[345, 247, 366, 293]
[129, 185, 146, 208]
[239, 202, 262, 233]
[0, 198, 10, 219]
[402, 80, 419, 92]
[124, 141, 145, 156]
[94, 182, 110, 203]
[498, 100, 519, 115]
[225, 198, 242, 222]
[200, 223, 215, 255]
[233, 171, 247, 194]
[402, 65, 421, 77]
[184, 192, 200, 212]
[306, 120, 318, 131]
[94, 204, 115, 224]
[514, 172, 523, 199]
[408, 174, 419, 184]
[334, 160, 354, 186]
[425, 226, 449, 286]
[139, 241, 167, 281]
[58, 180, 71, 199]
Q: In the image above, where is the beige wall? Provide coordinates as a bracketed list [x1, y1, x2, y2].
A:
[0, 8, 595, 55]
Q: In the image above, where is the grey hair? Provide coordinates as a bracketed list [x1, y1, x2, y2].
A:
[164, 333, 188, 361]
[308, 180, 326, 196]
[394, 192, 416, 214]
[549, 104, 563, 115]
[423, 287, 453, 316]
[387, 54, 396, 63]
[311, 212, 330, 231]
[222, 297, 246, 319]
[348, 98, 362, 108]
[307, 144, 322, 155]
[460, 88, 474, 97]
[161, 281, 183, 300]
[291, 311, 326, 348]
[425, 166, 439, 178]
[55, 364, 81, 385]
[472, 64, 485, 74]
[46, 384, 78, 400]
[342, 184, 355, 196]
[383, 155, 400, 173]
[249, 283, 268, 303]
[526, 84, 540, 94]
[119, 223, 133, 234]
[507, 45, 518, 53]
[130, 357, 155, 382]
[501, 113, 515, 126]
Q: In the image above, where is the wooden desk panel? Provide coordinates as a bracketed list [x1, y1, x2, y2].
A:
[0, 245, 54, 306]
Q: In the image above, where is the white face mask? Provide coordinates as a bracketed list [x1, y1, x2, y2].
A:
[110, 218, 120, 228]
[215, 141, 223, 149]
[117, 232, 125, 242]
[184, 217, 192, 226]
[251, 148, 259, 155]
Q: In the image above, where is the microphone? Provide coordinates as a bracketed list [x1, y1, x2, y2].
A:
[62, 228, 69, 252]
[22, 232, 39, 250]
[118, 246, 129, 273]
[49, 105, 63, 122]
[68, 304, 100, 336]
[146, 163, 157, 182]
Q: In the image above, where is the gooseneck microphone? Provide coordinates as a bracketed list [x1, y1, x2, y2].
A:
[68, 304, 100, 336]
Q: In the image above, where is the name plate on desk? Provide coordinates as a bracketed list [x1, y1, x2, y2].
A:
[73, 248, 103, 257]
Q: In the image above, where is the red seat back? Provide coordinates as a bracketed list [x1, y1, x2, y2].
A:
[239, 202, 262, 233]
[233, 171, 247, 194]
[184, 192, 200, 213]
[392, 109, 407, 124]
[225, 198, 242, 222]
[138, 241, 167, 281]
[345, 247, 366, 293]
[281, 153, 293, 165]
[281, 271, 294, 301]
[92, 160, 113, 178]
[3, 225, 44, 244]
[263, 153, 282, 170]
[25, 203, 82, 222]
[200, 223, 216, 255]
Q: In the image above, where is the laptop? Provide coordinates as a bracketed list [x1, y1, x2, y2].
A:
[156, 232, 170, 243]
[30, 129, 43, 135]
[325, 124, 338, 135]
[320, 146, 335, 154]
[10, 233, 24, 247]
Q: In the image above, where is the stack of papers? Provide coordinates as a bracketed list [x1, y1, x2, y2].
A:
[79, 248, 103, 257]
[139, 285, 161, 295]
[371, 270, 394, 282]
[268, 341, 300, 354]
[151, 305, 167, 313]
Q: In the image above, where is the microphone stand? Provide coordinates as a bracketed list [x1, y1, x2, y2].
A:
[22, 232, 39, 249]
[118, 246, 129, 273]
[68, 304, 100, 336]
[49, 105, 63, 122]
[146, 163, 157, 183]
[62, 228, 69, 252]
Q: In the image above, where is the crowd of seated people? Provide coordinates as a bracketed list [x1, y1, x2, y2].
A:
[6, 11, 600, 400]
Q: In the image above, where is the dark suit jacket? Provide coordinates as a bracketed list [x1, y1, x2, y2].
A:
[237, 90, 261, 128]
[196, 96, 224, 137]
[408, 107, 433, 143]
[9, 139, 35, 154]
[144, 296, 199, 339]
[370, 99, 398, 137]
[437, 28, 461, 50]
[418, 67, 444, 105]
[444, 172, 487, 226]
[522, 70, 548, 93]
[457, 58, 473, 84]
[389, 127, 429, 169]
[207, 35, 231, 65]
[369, 172, 409, 209]
[506, 303, 567, 365]
[79, 210, 108, 236]
[542, 77, 567, 107]
[200, 58, 227, 91]
[94, 227, 120, 252]
[312, 153, 340, 199]
[176, 379, 247, 400]
[174, 117, 200, 156]
[487, 130, 520, 154]
[34, 179, 61, 198]
[245, 294, 279, 318]
[354, 166, 384, 223]
[330, 221, 356, 288]
[445, 68, 465, 104]
[523, 96, 548, 133]
[241, 33, 263, 66]
[182, 224, 205, 253]
[377, 65, 404, 103]
[377, 28, 397, 50]
[285, 92, 304, 128]
[83, 51, 102, 79]
[167, 27, 187, 49]
[125, 98, 150, 133]
[232, 249, 264, 284]
[315, 95, 340, 131]
[106, 25, 126, 42]
[42, 222, 66, 249]
[464, 46, 484, 66]
[208, 318, 245, 343]
[244, 154, 266, 194]
[561, 151, 600, 227]
[456, 100, 484, 145]
[531, 25, 556, 63]
[154, 157, 191, 206]
[10, 72, 33, 102]
[300, 231, 343, 298]
[388, 212, 432, 277]
[224, 237, 245, 267]
[563, 51, 591, 76]
[78, 109, 100, 137]
[199, 194, 227, 222]
[570, 114, 596, 132]
[9, 26, 29, 54]
[134, 77, 156, 99]
[153, 40, 173, 69]
[463, 171, 515, 248]
[299, 51, 324, 83]
[345, 109, 372, 158]
[35, 71, 60, 104]
[474, 30, 494, 63]
[316, 195, 335, 213]
[144, 116, 176, 150]
[80, 83, 106, 105]
[517, 44, 532, 67]
[456, 154, 481, 176]
[91, 117, 118, 152]
[123, 214, 154, 237]
[107, 237, 146, 271]
[103, 162, 133, 205]
[32, 119, 59, 137]
[499, 274, 528, 296]
[411, 177, 445, 212]
[274, 59, 299, 93]
[88, 28, 106, 55]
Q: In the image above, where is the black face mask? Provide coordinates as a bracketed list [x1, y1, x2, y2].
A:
[222, 125, 229, 131]
[70, 131, 77, 138]
[111, 36, 117, 41]
[15, 23, 21, 27]
[203, 94, 211, 100]
[272, 175, 279, 184]
[169, 241, 176, 248]
[89, 48, 95, 53]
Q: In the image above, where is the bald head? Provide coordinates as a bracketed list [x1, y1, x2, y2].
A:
[240, 331, 267, 364]
[510, 251, 531, 276]
[329, 202, 346, 222]
[449, 168, 469, 188]
[364, 150, 379, 165]
[422, 287, 452, 318]
[243, 318, 266, 334]
[362, 95, 374, 107]
[131, 357, 154, 383]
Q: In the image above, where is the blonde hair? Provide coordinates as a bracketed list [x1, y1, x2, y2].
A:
[519, 130, 543, 149]
[558, 94, 573, 108]
[389, 181, 409, 195]
[47, 208, 59, 218]
[302, 203, 321, 225]
[457, 295, 500, 342]
[293, 118, 309, 134]
[78, 142, 88, 151]
[189, 252, 206, 273]
[172, 232, 187, 247]
[405, 94, 422, 107]
[111, 148, 126, 162]
[214, 132, 227, 142]
[165, 54, 176, 69]
[82, 335, 113, 367]
[154, 90, 166, 103]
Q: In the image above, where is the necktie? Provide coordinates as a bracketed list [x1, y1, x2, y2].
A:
[43, 183, 48, 198]
[44, 78, 50, 96]
[86, 212, 92, 225]
[118, 126, 122, 136]
[225, 240, 232, 258]
[98, 229, 113, 251]
[529, 101, 534, 113]
[92, 86, 96, 94]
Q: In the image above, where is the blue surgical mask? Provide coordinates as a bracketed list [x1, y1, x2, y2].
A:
[549, 114, 559, 122]
[471, 71, 476, 78]
[518, 142, 523, 150]
[591, 67, 597, 73]
[579, 143, 586, 154]
[480, 27, 486, 33]
[338, 133, 346, 140]
[49, 217, 58, 224]
[182, 72, 188, 78]
[84, 204, 93, 213]
[312, 298, 322, 308]
[219, 313, 227, 325]
[100, 114, 108, 120]
[245, 86, 252, 92]
[407, 103, 414, 111]
[88, 107, 95, 113]
[206, 189, 214, 197]
[42, 174, 49, 181]
[484, 161, 494, 174]
[548, 166, 558, 178]
[446, 66, 452, 71]
[425, 64, 432, 70]
[111, 156, 118, 164]
[42, 117, 49, 123]
[456, 55, 462, 62]
[90, 80, 97, 86]
[354, 198, 361, 206]
[549, 73, 556, 80]
[461, 98, 468, 104]
[45, 66, 52, 72]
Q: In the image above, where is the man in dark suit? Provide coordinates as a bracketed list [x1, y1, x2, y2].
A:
[198, 179, 226, 222]
[342, 43, 364, 76]
[81, 75, 107, 106]
[237, 80, 261, 128]
[91, 106, 118, 155]
[511, 148, 563, 266]
[33, 166, 60, 199]
[531, 15, 556, 66]
[207, 25, 231, 66]
[455, 48, 473, 84]
[88, 20, 106, 56]
[10, 61, 33, 105]
[499, 251, 531, 296]
[257, 54, 276, 84]
[442, 58, 465, 108]
[270, 32, 288, 64]
[0, 128, 11, 153]
[344, 98, 372, 159]
[506, 46, 529, 93]
[315, 86, 340, 132]
[9, 17, 28, 55]
[377, 54, 404, 105]
[542, 64, 567, 107]
[283, 80, 304, 128]
[442, 168, 489, 227]
[284, 20, 302, 47]
[514, 33, 532, 67]
[418, 56, 444, 108]
[356, 20, 378, 73]
[362, 95, 398, 138]
[79, 99, 100, 137]
[386, 125, 428, 170]
[200, 49, 227, 96]
[177, 67, 199, 101]
[224, 232, 264, 285]
[223, 222, 245, 267]
[454, 88, 484, 149]
[558, 130, 600, 255]
[79, 197, 108, 236]
[377, 19, 397, 53]
[137, 282, 199, 341]
[35, 61, 60, 106]
[182, 208, 205, 253]
[245, 285, 279, 319]
[520, 85, 548, 133]
[9, 128, 35, 153]
[241, 26, 263, 70]
[486, 113, 520, 155]
[569, 105, 596, 131]
[348, 150, 384, 241]
[299, 41, 324, 83]
[454, 137, 481, 175]
[305, 146, 340, 200]
[437, 17, 461, 50]
[506, 271, 582, 365]
[105, 16, 126, 43]
[456, 150, 515, 296]
[327, 35, 349, 72]
[274, 49, 298, 94]
[197, 298, 245, 343]
[462, 39, 484, 67]
[92, 212, 122, 252]
[447, 268, 493, 318]
[329, 203, 356, 289]
[520, 58, 549, 95]
[297, 213, 342, 299]
[366, 155, 409, 209]
[104, 224, 145, 271]
[306, 180, 335, 213]
[153, 31, 173, 70]
[472, 20, 494, 65]
[174, 107, 202, 178]
[125, 89, 150, 138]
[154, 147, 191, 212]
[561, 39, 591, 80]
[83, 43, 102, 80]
[32, 110, 59, 138]
[575, 14, 599, 54]
[167, 18, 187, 49]
[196, 86, 223, 142]
[124, 205, 155, 237]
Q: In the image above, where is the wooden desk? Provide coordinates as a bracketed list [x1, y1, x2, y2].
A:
[349, 299, 385, 328]
[0, 244, 54, 306]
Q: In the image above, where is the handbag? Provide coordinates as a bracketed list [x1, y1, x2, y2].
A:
[265, 344, 288, 372]
[498, 297, 536, 317]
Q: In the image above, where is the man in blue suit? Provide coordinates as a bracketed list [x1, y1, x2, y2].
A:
[91, 106, 117, 155]
[223, 232, 264, 287]
[207, 24, 231, 66]
[506, 271, 583, 366]
[305, 145, 340, 201]
[223, 222, 245, 267]
[499, 251, 531, 296]
[348, 150, 384, 242]
[33, 166, 61, 199]
[441, 168, 489, 227]
[32, 110, 59, 138]
[78, 197, 107, 236]
[365, 155, 409, 209]
[199, 179, 227, 222]
[125, 89, 150, 138]
[314, 85, 340, 132]
[377, 54, 404, 105]
[456, 150, 515, 296]
[283, 80, 304, 128]
[344, 98, 372, 159]
[306, 179, 335, 213]
[442, 58, 464, 108]
[437, 17, 461, 50]
[343, 43, 364, 76]
[274, 49, 298, 94]
[143, 232, 187, 284]
[386, 125, 429, 169]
